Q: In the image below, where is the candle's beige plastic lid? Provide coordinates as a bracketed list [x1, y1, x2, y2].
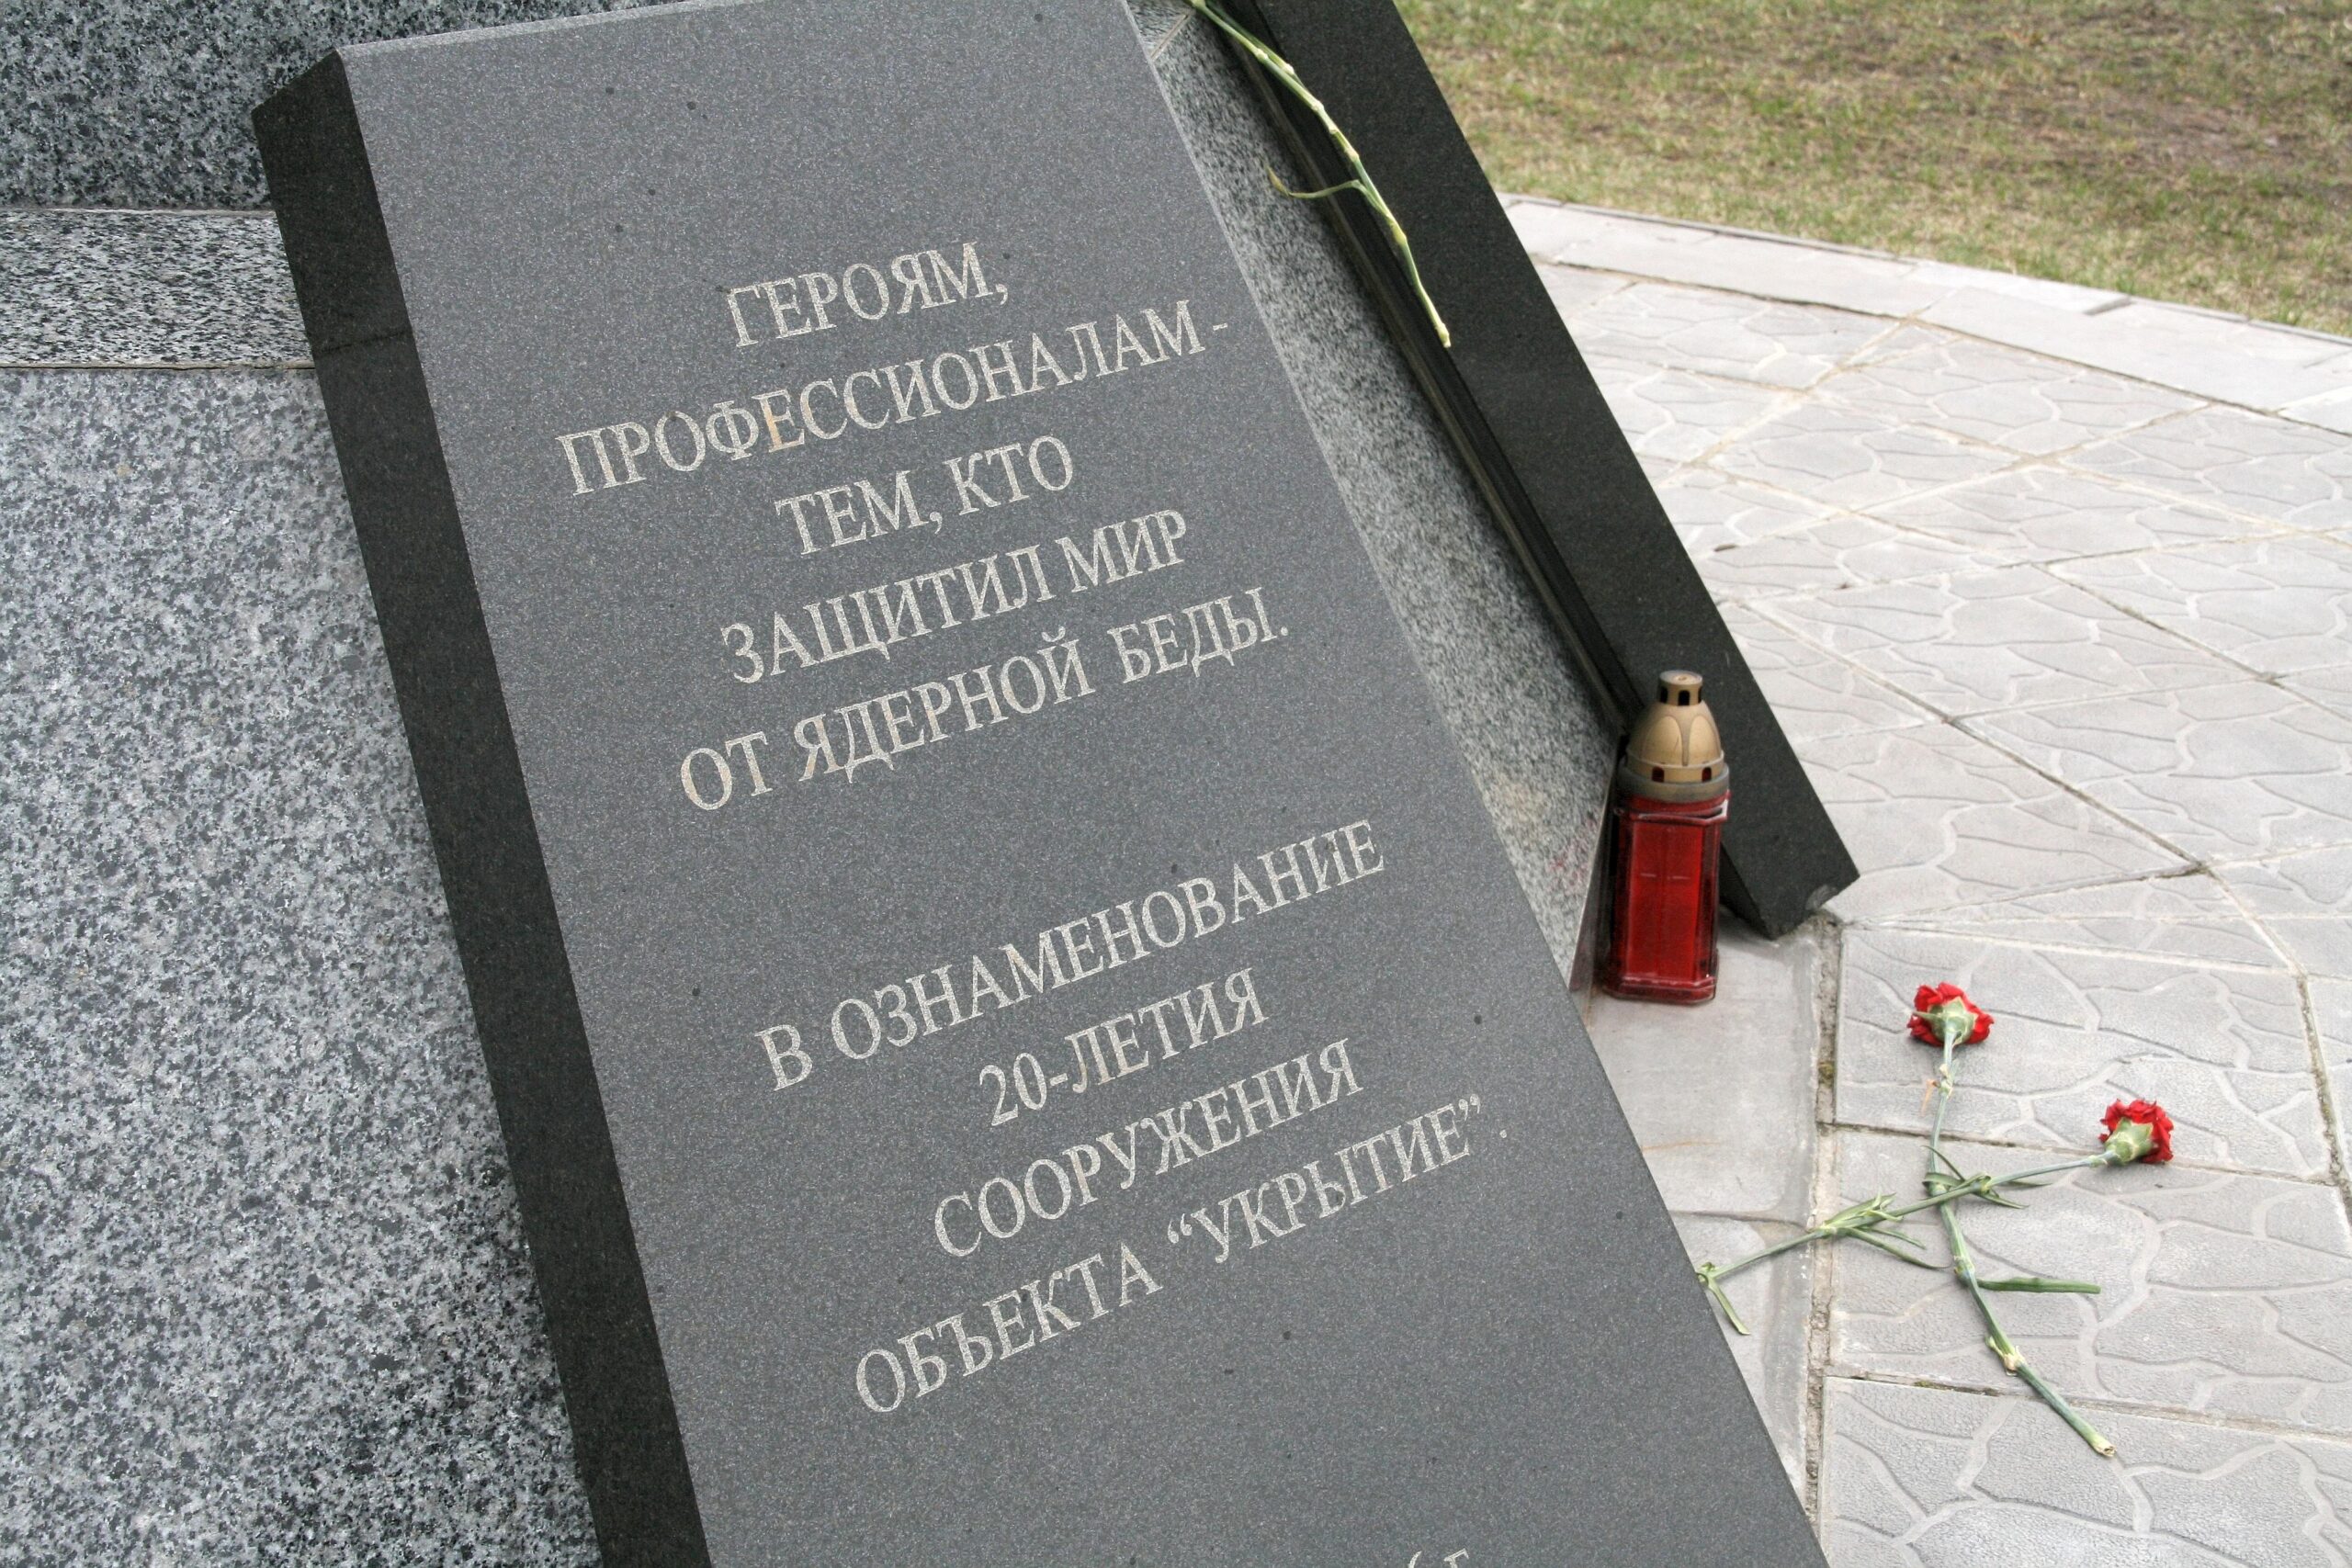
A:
[1619, 670, 1730, 802]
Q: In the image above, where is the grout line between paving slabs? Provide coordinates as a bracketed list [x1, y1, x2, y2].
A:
[1743, 599, 2281, 729]
[1939, 696, 2341, 877]
[1802, 912, 1844, 1523]
[1838, 921, 2297, 978]
[1518, 215, 2352, 431]
[1645, 363, 2326, 568]
[1712, 554, 2314, 771]
[1829, 1116, 2343, 1188]
[1761, 596, 2235, 875]
[2294, 969, 2352, 1223]
[2203, 869, 2352, 1224]
[1587, 225, 2352, 1506]
[1823, 1368, 2352, 1450]
[1715, 494, 2352, 720]
[1679, 446, 2334, 571]
[1814, 886, 2352, 1469]
[1659, 469, 2235, 603]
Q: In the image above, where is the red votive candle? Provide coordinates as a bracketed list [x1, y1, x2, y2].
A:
[1601, 671, 1729, 1004]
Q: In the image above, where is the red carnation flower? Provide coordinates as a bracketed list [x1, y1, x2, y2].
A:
[2101, 1100, 2175, 1164]
[1908, 982, 1993, 1048]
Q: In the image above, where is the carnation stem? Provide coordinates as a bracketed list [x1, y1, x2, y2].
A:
[1182, 0, 1453, 346]
[1926, 1035, 2117, 1460]
[1696, 1153, 2108, 1313]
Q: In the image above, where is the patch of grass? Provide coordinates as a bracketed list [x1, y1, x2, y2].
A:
[1396, 0, 2352, 333]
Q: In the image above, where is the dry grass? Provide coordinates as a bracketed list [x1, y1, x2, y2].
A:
[1397, 0, 2352, 333]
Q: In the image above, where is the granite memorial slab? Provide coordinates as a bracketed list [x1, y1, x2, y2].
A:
[254, 2, 1824, 1562]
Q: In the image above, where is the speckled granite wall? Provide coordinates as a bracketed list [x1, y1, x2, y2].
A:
[0, 2, 1611, 1558]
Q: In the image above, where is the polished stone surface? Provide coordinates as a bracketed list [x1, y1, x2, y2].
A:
[0, 369, 597, 1562]
[6, 0, 643, 207]
[0, 211, 305, 367]
[1, 0, 1204, 209]
[2, 9, 1616, 1557]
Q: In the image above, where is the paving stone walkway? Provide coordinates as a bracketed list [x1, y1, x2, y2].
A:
[1517, 197, 2352, 1564]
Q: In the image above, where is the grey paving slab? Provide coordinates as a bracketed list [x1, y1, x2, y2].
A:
[2054, 535, 2352, 679]
[2089, 299, 2352, 379]
[1802, 722, 2187, 920]
[1636, 447, 1682, 489]
[1586, 354, 1792, 464]
[1558, 279, 1891, 389]
[1969, 682, 2352, 864]
[1695, 514, 1988, 604]
[2251, 913, 2352, 983]
[1508, 197, 2132, 321]
[1759, 566, 2245, 719]
[2213, 846, 2352, 924]
[2214, 848, 2352, 979]
[1533, 259, 1631, 317]
[2319, 980, 2352, 1183]
[1923, 286, 2352, 419]
[1655, 465, 1837, 555]
[1865, 873, 2290, 973]
[2283, 379, 2352, 439]
[1524, 210, 1951, 318]
[1826, 324, 2199, 457]
[1674, 1214, 1815, 1491]
[1723, 603, 1936, 744]
[1903, 259, 2127, 316]
[1510, 193, 2352, 1559]
[2283, 663, 2352, 722]
[1836, 929, 2328, 1178]
[2067, 407, 2352, 531]
[1589, 922, 1825, 1222]
[1713, 401, 2016, 513]
[1822, 1377, 2352, 1567]
[0, 211, 307, 367]
[1505, 199, 1671, 268]
[1830, 1129, 2352, 1437]
[1867, 465, 2276, 568]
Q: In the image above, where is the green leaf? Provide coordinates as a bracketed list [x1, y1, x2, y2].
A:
[1851, 1229, 1939, 1267]
[1979, 1276, 2101, 1294]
